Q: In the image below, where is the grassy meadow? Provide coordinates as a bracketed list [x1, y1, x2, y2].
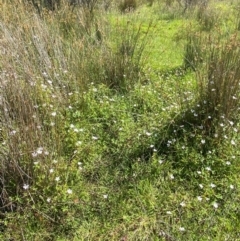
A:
[0, 0, 240, 240]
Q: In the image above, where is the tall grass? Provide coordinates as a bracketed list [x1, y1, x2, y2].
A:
[183, 27, 240, 139]
[0, 0, 151, 216]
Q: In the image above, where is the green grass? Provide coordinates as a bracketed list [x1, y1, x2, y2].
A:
[0, 0, 240, 240]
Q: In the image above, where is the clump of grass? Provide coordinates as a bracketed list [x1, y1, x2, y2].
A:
[119, 0, 137, 13]
[184, 31, 204, 71]
[183, 28, 240, 140]
[196, 5, 219, 31]
[197, 32, 240, 126]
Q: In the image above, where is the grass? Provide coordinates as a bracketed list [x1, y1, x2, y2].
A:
[0, 0, 240, 240]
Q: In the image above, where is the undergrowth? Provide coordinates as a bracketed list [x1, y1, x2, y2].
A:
[0, 0, 240, 240]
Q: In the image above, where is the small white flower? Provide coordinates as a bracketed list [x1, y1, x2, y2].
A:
[169, 174, 174, 180]
[49, 168, 54, 173]
[179, 227, 185, 232]
[145, 132, 152, 136]
[212, 202, 218, 209]
[197, 171, 201, 175]
[51, 112, 57, 117]
[201, 139, 205, 144]
[231, 140, 236, 146]
[32, 152, 38, 157]
[199, 184, 203, 189]
[159, 160, 164, 164]
[23, 184, 29, 190]
[210, 183, 216, 188]
[47, 198, 51, 203]
[92, 136, 98, 140]
[103, 194, 108, 199]
[206, 167, 211, 171]
[166, 211, 172, 215]
[180, 201, 186, 207]
[197, 196, 203, 202]
[230, 185, 234, 189]
[37, 147, 43, 154]
[67, 189, 73, 194]
[150, 145, 154, 148]
[220, 123, 224, 127]
[226, 161, 231, 165]
[159, 231, 166, 237]
[55, 177, 60, 182]
[10, 130, 17, 135]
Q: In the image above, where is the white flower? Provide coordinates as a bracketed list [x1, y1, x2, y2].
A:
[103, 194, 108, 199]
[67, 189, 73, 194]
[47, 198, 51, 203]
[37, 147, 43, 154]
[145, 132, 152, 136]
[201, 139, 205, 144]
[169, 174, 174, 180]
[213, 202, 218, 209]
[226, 161, 231, 165]
[55, 177, 60, 182]
[32, 152, 38, 157]
[92, 136, 98, 140]
[179, 227, 185, 232]
[231, 140, 236, 146]
[199, 184, 203, 189]
[49, 168, 54, 173]
[230, 185, 234, 189]
[206, 167, 211, 171]
[51, 112, 57, 117]
[10, 130, 17, 135]
[159, 160, 164, 164]
[166, 211, 172, 215]
[23, 184, 29, 190]
[210, 183, 216, 188]
[197, 196, 202, 202]
[180, 201, 186, 207]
